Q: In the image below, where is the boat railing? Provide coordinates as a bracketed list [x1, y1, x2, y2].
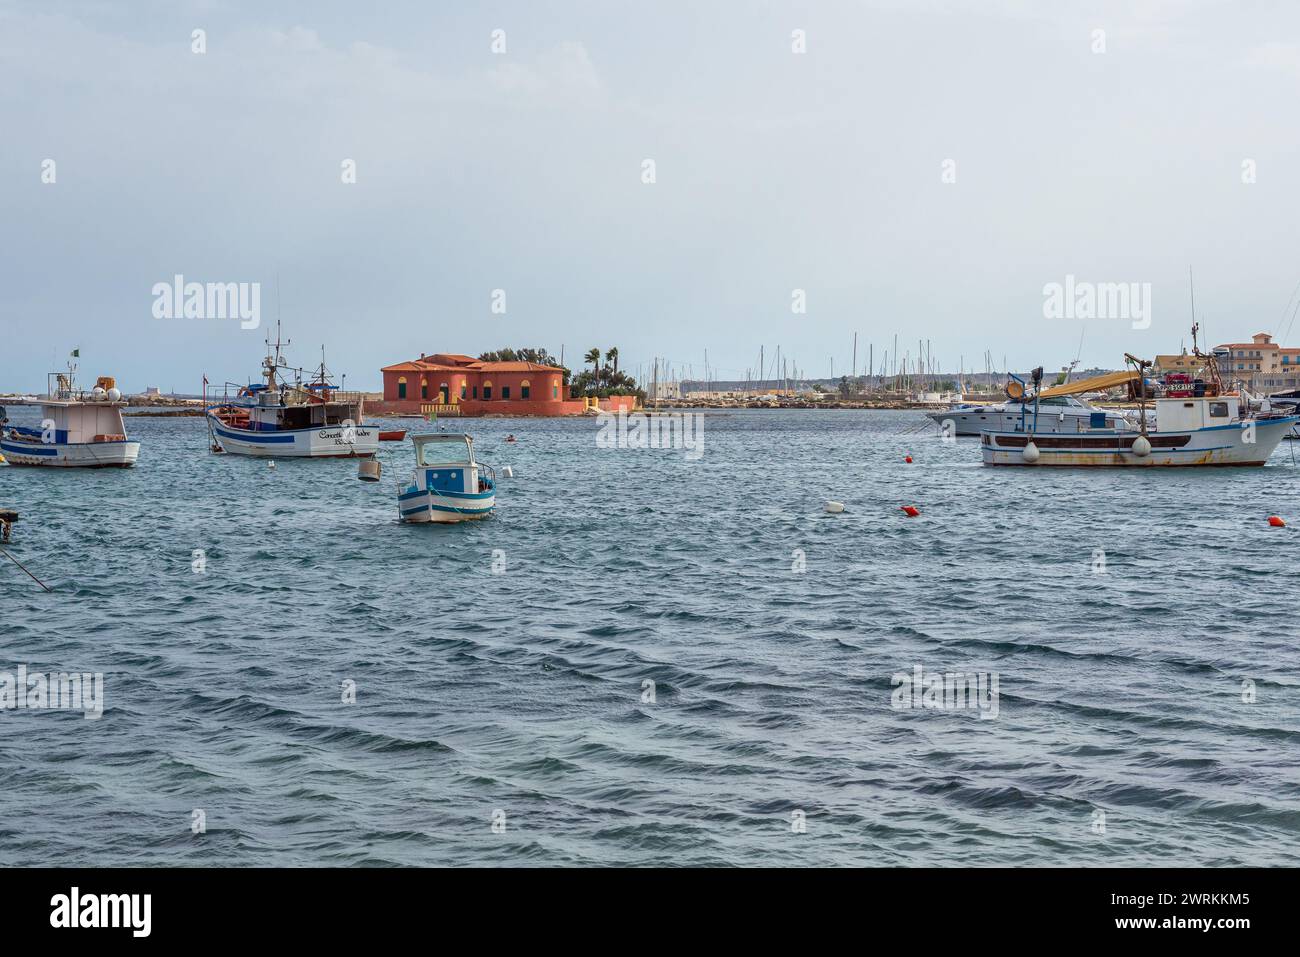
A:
[288, 388, 366, 407]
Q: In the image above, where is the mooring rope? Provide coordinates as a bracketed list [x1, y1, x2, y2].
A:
[0, 546, 52, 592]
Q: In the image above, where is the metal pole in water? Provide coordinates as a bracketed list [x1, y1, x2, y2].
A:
[1, 546, 52, 592]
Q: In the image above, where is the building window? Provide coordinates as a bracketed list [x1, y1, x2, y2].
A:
[521, 379, 530, 400]
[421, 380, 428, 400]
[398, 376, 407, 399]
[461, 384, 467, 399]
[440, 383, 449, 403]
[501, 386, 511, 400]
[483, 380, 493, 400]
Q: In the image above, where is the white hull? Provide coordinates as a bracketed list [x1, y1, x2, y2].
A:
[0, 438, 140, 468]
[211, 418, 378, 457]
[981, 416, 1298, 466]
[397, 488, 495, 523]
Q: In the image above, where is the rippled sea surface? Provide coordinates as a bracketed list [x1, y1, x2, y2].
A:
[2, 407, 1298, 866]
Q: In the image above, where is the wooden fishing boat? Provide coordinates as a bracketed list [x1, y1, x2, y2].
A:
[0, 356, 140, 468]
[982, 347, 1298, 467]
[394, 433, 496, 523]
[205, 323, 378, 458]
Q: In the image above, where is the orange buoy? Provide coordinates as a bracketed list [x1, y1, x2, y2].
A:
[904, 455, 913, 463]
[900, 505, 921, 518]
[1268, 515, 1286, 527]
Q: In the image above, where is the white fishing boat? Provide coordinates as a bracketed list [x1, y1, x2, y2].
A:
[393, 433, 496, 523]
[206, 324, 378, 458]
[982, 351, 1299, 467]
[0, 356, 140, 468]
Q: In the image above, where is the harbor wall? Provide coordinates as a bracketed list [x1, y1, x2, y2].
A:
[367, 397, 589, 417]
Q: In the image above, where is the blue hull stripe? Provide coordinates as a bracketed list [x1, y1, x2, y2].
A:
[213, 426, 297, 444]
[1, 442, 59, 456]
[400, 502, 494, 517]
[398, 487, 494, 502]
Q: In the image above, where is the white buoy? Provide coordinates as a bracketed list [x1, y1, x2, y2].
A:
[825, 501, 846, 513]
[1132, 435, 1151, 457]
[107, 387, 122, 402]
[268, 460, 276, 470]
[501, 465, 514, 478]
[1022, 441, 1040, 463]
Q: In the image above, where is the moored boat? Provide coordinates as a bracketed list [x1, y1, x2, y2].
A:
[982, 351, 1299, 467]
[0, 357, 140, 468]
[395, 433, 495, 523]
[206, 324, 378, 458]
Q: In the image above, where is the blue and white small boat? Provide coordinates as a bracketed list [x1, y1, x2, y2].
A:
[0, 358, 140, 468]
[395, 433, 496, 523]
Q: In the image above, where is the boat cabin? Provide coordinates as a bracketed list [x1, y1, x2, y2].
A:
[244, 390, 364, 432]
[410, 433, 491, 496]
[414, 432, 477, 468]
[19, 399, 128, 444]
[1153, 396, 1239, 433]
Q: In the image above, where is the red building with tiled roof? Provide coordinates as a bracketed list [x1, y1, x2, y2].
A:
[375, 353, 589, 416]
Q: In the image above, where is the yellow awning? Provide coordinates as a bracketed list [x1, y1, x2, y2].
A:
[1037, 370, 1140, 398]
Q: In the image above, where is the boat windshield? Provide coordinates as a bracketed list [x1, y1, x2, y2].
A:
[417, 438, 473, 467]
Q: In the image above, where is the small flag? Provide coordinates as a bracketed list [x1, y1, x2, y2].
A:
[71, 348, 80, 358]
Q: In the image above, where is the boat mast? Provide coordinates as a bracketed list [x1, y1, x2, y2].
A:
[1125, 353, 1152, 435]
[262, 319, 292, 393]
[1188, 268, 1223, 395]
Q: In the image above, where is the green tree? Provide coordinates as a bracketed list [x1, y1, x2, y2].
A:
[584, 348, 601, 393]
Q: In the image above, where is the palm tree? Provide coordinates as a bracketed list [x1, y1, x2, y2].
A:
[607, 347, 619, 381]
[584, 348, 601, 394]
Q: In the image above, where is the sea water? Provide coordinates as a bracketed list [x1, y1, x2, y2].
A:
[1, 408, 1297, 865]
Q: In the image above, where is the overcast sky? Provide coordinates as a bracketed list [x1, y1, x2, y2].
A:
[3, 0, 1300, 392]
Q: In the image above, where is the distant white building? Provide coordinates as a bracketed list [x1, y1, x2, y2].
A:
[651, 380, 681, 400]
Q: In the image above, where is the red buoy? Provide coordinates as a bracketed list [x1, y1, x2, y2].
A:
[1268, 515, 1286, 527]
[901, 505, 921, 518]
[904, 455, 913, 463]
